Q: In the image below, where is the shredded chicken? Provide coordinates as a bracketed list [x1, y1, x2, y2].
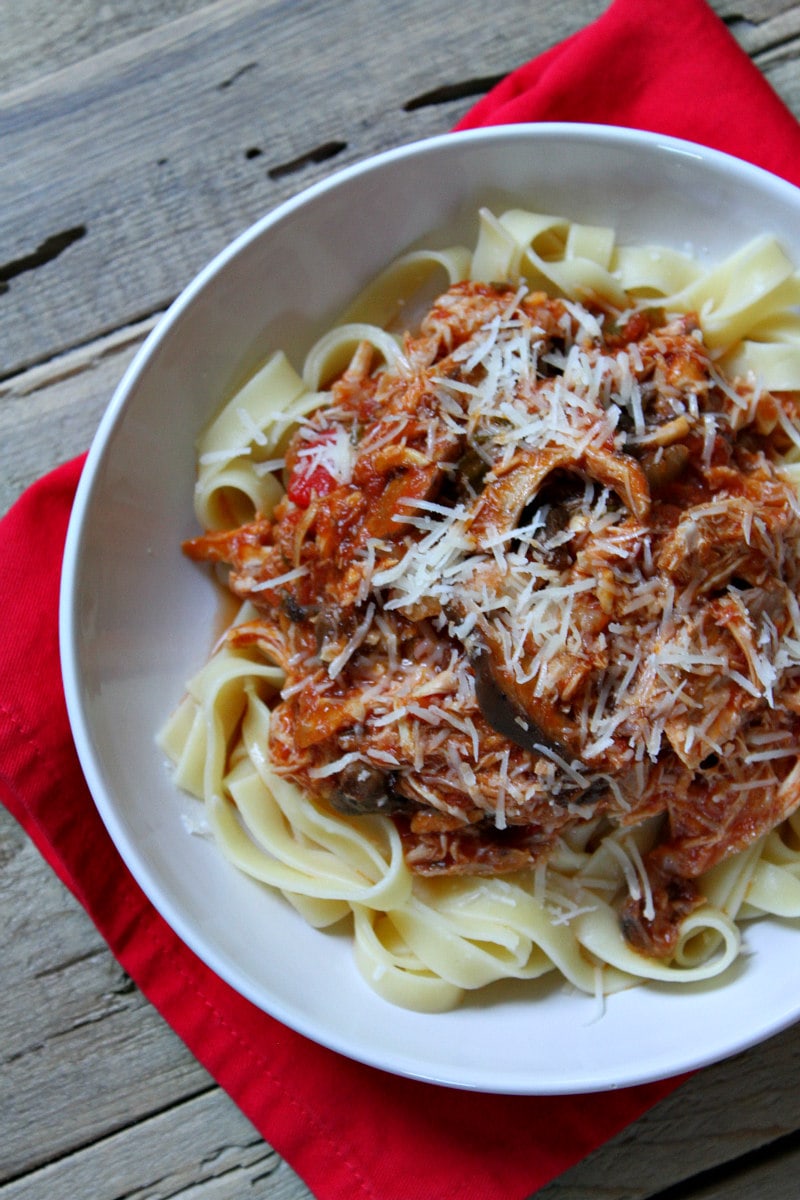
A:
[184, 282, 800, 958]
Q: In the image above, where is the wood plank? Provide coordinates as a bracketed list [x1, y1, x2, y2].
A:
[0, 1089, 310, 1200]
[0, 0, 607, 378]
[0, 316, 155, 515]
[0, 807, 212, 1181]
[0, 0, 210, 94]
[537, 1020, 800, 1198]
[654, 1139, 800, 1200]
[2, 0, 799, 383]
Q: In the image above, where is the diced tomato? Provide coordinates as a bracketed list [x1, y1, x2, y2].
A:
[288, 462, 338, 508]
[287, 431, 339, 508]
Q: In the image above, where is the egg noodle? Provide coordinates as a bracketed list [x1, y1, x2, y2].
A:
[160, 209, 800, 1012]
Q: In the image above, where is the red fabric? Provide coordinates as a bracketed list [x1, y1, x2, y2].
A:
[3, 1, 800, 1196]
[457, 0, 800, 190]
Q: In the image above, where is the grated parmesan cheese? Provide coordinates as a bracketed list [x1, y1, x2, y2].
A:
[194, 278, 800, 933]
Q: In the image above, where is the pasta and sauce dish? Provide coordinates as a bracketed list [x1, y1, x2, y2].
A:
[161, 209, 800, 1012]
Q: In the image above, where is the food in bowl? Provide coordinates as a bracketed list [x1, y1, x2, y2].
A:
[159, 203, 800, 1013]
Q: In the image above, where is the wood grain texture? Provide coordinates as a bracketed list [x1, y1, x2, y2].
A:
[0, 801, 316, 1199]
[0, 0, 608, 378]
[0, 317, 156, 514]
[2, 0, 800, 384]
[1, 808, 210, 1181]
[0, 1086, 305, 1200]
[0, 0, 210, 93]
[537, 1022, 800, 1197]
[5, 2, 800, 1199]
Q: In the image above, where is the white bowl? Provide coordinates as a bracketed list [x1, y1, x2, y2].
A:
[60, 124, 800, 1094]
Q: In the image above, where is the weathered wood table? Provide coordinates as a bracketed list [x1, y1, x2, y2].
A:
[4, 2, 800, 1196]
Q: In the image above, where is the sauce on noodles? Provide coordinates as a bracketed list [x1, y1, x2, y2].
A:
[183, 280, 800, 961]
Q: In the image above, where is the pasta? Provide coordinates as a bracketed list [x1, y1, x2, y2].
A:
[160, 209, 800, 1012]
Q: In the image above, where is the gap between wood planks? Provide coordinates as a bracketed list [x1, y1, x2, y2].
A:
[0, 1083, 284, 1196]
[729, 2, 800, 58]
[644, 1128, 800, 1200]
[0, 310, 163, 387]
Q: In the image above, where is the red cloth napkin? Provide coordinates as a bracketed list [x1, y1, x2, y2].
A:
[4, 1, 800, 1197]
[457, 0, 800, 190]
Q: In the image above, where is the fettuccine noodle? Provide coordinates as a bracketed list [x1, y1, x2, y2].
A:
[160, 209, 800, 1012]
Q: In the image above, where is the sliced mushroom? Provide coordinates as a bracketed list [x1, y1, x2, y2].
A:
[472, 644, 545, 754]
[467, 632, 623, 806]
[329, 763, 409, 815]
[282, 592, 315, 623]
[639, 443, 689, 490]
[469, 637, 579, 762]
